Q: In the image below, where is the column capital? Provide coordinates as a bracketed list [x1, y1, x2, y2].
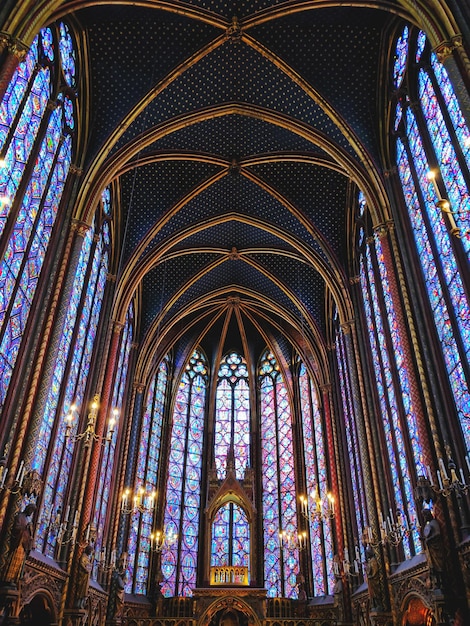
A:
[340, 319, 355, 334]
[434, 36, 462, 63]
[320, 383, 332, 393]
[69, 164, 83, 177]
[374, 220, 394, 239]
[111, 319, 124, 333]
[71, 219, 91, 238]
[8, 37, 28, 61]
[133, 382, 145, 393]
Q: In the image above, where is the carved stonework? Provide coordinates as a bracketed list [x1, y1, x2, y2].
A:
[435, 36, 463, 63]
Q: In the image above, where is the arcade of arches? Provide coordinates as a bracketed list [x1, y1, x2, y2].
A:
[0, 1, 469, 625]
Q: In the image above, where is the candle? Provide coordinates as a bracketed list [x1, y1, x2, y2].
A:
[65, 505, 70, 522]
[85, 525, 90, 542]
[379, 510, 383, 526]
[354, 559, 359, 574]
[465, 454, 470, 476]
[344, 548, 349, 563]
[73, 510, 79, 527]
[427, 466, 434, 486]
[439, 458, 449, 480]
[111, 550, 116, 567]
[2, 467, 9, 488]
[460, 468, 466, 485]
[18, 465, 25, 487]
[355, 545, 360, 561]
[437, 470, 443, 490]
[15, 460, 24, 483]
[368, 527, 373, 543]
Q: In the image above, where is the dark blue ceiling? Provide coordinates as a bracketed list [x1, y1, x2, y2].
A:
[71, 0, 397, 364]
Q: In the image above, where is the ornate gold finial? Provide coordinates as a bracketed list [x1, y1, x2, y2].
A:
[107, 273, 117, 283]
[226, 16, 242, 44]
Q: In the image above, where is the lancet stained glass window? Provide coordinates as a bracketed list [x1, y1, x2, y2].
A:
[93, 301, 134, 581]
[214, 352, 250, 480]
[211, 502, 249, 570]
[0, 23, 77, 410]
[393, 27, 470, 452]
[161, 350, 207, 597]
[359, 215, 420, 558]
[34, 199, 110, 555]
[260, 350, 299, 598]
[335, 322, 367, 565]
[126, 357, 168, 594]
[299, 363, 335, 594]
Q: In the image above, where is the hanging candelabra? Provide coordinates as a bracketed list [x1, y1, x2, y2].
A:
[65, 397, 118, 447]
[278, 529, 308, 552]
[121, 486, 156, 515]
[299, 489, 335, 523]
[150, 528, 177, 553]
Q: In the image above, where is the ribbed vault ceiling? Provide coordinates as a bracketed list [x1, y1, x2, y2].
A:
[53, 1, 403, 379]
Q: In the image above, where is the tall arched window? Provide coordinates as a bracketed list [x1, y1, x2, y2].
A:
[34, 189, 110, 556]
[335, 317, 367, 565]
[0, 23, 77, 410]
[126, 356, 168, 594]
[393, 27, 470, 451]
[161, 349, 207, 597]
[93, 299, 134, 580]
[211, 502, 249, 570]
[299, 363, 335, 595]
[214, 352, 250, 480]
[358, 192, 421, 557]
[259, 350, 299, 598]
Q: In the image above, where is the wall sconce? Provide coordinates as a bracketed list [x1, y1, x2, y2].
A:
[278, 529, 308, 552]
[150, 528, 177, 553]
[422, 449, 470, 498]
[363, 508, 418, 548]
[299, 489, 335, 523]
[65, 397, 118, 447]
[121, 486, 156, 515]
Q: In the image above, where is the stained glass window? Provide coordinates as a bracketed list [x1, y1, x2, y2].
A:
[93, 302, 134, 580]
[359, 225, 420, 557]
[34, 195, 110, 555]
[0, 22, 76, 410]
[214, 352, 250, 480]
[393, 25, 408, 89]
[126, 357, 168, 594]
[161, 350, 207, 597]
[299, 363, 335, 594]
[211, 503, 249, 570]
[393, 27, 470, 452]
[260, 350, 299, 599]
[335, 321, 367, 566]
